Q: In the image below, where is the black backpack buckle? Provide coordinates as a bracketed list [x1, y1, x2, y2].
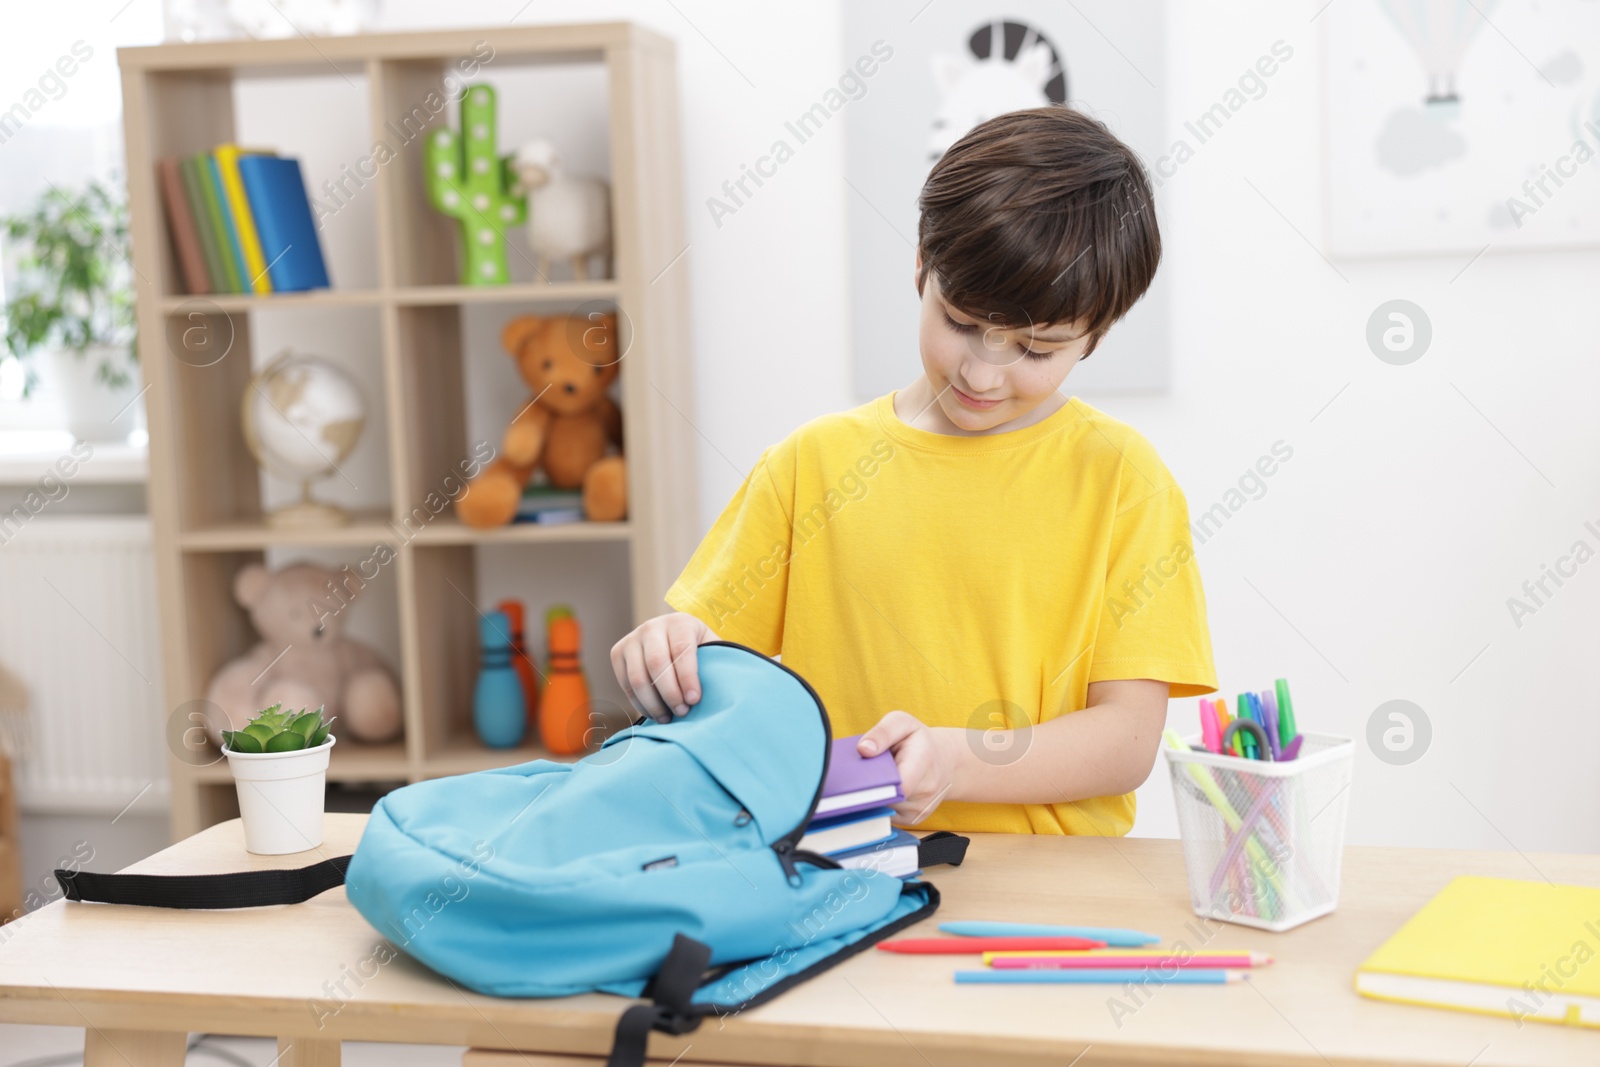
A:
[607, 933, 712, 1067]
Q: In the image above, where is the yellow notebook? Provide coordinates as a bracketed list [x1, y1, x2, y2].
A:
[214, 144, 277, 294]
[1355, 875, 1600, 1028]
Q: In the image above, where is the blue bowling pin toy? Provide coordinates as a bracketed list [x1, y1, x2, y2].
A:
[474, 610, 527, 748]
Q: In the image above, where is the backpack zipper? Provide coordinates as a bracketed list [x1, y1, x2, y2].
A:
[697, 641, 843, 888]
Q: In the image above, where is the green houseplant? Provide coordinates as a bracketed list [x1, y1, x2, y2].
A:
[221, 703, 338, 855]
[0, 179, 141, 439]
[221, 702, 335, 753]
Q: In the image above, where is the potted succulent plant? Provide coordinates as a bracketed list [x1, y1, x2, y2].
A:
[221, 704, 337, 855]
[0, 179, 141, 441]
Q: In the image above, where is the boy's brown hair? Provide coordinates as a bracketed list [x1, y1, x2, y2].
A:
[916, 105, 1159, 359]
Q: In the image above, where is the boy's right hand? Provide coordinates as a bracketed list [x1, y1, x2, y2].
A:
[610, 612, 718, 724]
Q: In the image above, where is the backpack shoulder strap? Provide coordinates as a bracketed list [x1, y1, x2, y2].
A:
[52, 831, 969, 909]
[52, 830, 967, 909]
[54, 854, 351, 908]
[607, 879, 943, 1067]
[606, 933, 710, 1067]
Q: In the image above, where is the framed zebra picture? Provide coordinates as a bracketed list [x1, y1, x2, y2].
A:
[842, 1, 1172, 400]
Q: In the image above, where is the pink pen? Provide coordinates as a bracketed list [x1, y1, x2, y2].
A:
[1200, 698, 1222, 753]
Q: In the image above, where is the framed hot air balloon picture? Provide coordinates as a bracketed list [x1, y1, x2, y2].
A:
[1324, 0, 1600, 257]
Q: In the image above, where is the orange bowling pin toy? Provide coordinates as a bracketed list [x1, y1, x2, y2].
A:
[539, 605, 590, 754]
[496, 599, 540, 735]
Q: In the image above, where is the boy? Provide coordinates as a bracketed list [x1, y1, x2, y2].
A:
[610, 106, 1217, 836]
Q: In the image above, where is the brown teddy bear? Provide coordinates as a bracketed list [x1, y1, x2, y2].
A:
[204, 562, 403, 746]
[455, 312, 627, 528]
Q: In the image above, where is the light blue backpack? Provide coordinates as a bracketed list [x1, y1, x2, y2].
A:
[57, 640, 969, 1067]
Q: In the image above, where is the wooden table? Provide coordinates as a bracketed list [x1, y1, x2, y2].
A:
[0, 813, 1596, 1066]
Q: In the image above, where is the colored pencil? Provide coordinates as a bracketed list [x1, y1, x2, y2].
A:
[877, 936, 1105, 954]
[985, 951, 1272, 969]
[983, 948, 1264, 958]
[956, 968, 1246, 985]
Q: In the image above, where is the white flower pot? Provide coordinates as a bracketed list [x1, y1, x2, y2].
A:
[48, 344, 144, 442]
[223, 735, 335, 855]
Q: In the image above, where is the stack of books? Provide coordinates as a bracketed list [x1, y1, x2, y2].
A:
[797, 735, 920, 879]
[513, 485, 586, 525]
[156, 145, 330, 295]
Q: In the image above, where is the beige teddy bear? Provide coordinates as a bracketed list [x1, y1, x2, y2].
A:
[204, 562, 402, 746]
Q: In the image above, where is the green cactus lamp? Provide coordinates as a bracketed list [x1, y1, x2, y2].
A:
[424, 84, 528, 286]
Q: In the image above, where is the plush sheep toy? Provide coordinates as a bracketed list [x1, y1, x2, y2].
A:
[510, 138, 612, 282]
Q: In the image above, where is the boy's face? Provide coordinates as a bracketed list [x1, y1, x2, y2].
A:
[914, 252, 1093, 432]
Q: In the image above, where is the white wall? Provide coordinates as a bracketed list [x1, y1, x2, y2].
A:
[379, 2, 1600, 852]
[1118, 1, 1600, 853]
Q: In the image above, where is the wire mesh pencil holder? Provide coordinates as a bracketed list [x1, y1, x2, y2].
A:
[1164, 732, 1354, 932]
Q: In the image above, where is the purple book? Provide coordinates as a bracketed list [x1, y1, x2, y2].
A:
[814, 735, 904, 819]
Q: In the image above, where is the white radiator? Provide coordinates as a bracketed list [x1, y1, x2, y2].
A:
[0, 515, 169, 814]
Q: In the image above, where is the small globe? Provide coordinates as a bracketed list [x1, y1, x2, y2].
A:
[242, 352, 366, 527]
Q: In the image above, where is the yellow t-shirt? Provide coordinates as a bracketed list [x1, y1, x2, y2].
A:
[664, 391, 1218, 836]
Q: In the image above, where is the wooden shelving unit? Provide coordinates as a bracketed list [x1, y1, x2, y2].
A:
[118, 23, 699, 839]
[0, 753, 19, 925]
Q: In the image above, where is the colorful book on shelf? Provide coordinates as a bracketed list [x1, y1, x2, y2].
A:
[1355, 875, 1600, 1027]
[798, 806, 895, 856]
[828, 827, 921, 879]
[155, 157, 210, 295]
[815, 734, 904, 819]
[204, 152, 251, 291]
[237, 155, 330, 292]
[191, 152, 242, 292]
[182, 154, 227, 293]
[214, 144, 278, 294]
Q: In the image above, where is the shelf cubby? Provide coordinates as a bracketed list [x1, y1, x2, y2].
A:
[162, 302, 393, 534]
[120, 22, 699, 838]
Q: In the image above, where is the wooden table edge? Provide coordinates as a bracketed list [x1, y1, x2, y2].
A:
[1, 982, 1410, 1067]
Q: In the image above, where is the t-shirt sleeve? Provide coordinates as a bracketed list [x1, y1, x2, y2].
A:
[1088, 484, 1218, 698]
[663, 444, 795, 656]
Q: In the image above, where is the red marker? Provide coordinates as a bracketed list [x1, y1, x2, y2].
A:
[876, 936, 1106, 955]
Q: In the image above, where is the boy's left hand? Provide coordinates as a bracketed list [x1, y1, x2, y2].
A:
[856, 711, 960, 825]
